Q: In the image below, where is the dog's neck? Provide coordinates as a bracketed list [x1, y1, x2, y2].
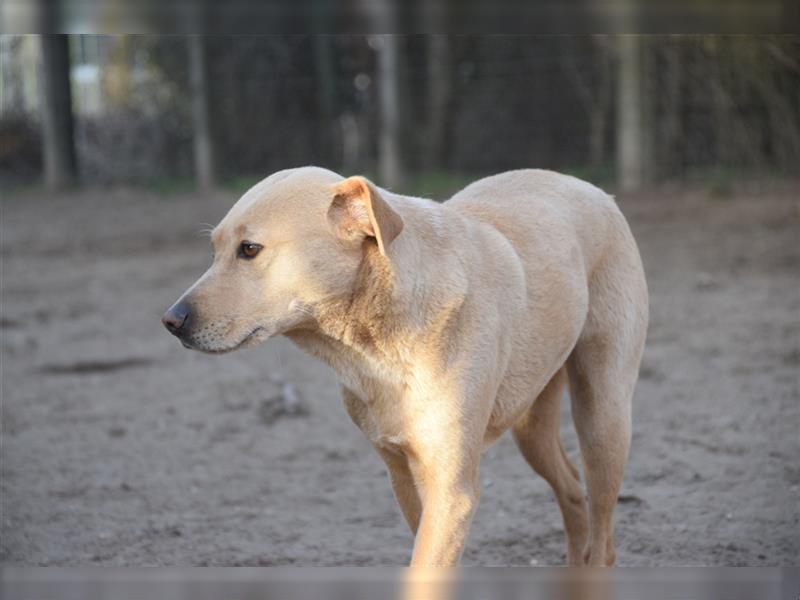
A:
[286, 207, 454, 380]
[281, 254, 409, 400]
[287, 241, 408, 362]
[284, 195, 469, 397]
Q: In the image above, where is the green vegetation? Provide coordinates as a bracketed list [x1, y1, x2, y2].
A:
[405, 171, 477, 200]
[563, 163, 616, 187]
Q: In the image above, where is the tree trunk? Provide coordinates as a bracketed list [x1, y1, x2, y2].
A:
[376, 35, 403, 189]
[39, 34, 77, 190]
[616, 35, 644, 192]
[589, 38, 613, 170]
[640, 38, 655, 183]
[427, 35, 451, 170]
[313, 35, 337, 168]
[662, 40, 683, 177]
[188, 35, 216, 190]
[105, 36, 132, 108]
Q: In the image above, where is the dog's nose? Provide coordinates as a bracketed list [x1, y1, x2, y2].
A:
[162, 301, 190, 335]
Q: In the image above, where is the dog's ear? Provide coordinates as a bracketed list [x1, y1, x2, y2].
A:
[327, 176, 404, 256]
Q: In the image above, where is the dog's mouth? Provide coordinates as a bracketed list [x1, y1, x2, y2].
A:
[183, 326, 267, 355]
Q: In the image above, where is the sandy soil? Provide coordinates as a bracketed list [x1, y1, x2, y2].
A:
[1, 182, 798, 566]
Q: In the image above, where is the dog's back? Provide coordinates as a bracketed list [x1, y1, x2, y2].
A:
[447, 169, 630, 280]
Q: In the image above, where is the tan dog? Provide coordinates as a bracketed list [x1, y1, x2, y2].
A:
[162, 167, 648, 566]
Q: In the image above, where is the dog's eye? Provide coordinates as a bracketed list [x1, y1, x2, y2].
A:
[238, 241, 263, 259]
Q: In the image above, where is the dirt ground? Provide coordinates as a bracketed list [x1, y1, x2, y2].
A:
[1, 181, 798, 566]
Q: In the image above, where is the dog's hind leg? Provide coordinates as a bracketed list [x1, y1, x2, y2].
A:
[566, 241, 648, 566]
[512, 366, 589, 565]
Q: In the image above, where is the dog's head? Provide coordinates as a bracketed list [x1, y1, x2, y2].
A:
[161, 167, 404, 353]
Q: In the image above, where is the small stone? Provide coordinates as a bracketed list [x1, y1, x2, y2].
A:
[482, 478, 493, 488]
[695, 274, 722, 292]
[725, 512, 733, 520]
[107, 426, 126, 438]
[529, 558, 539, 566]
[259, 382, 309, 426]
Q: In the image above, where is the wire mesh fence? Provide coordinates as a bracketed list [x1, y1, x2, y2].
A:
[1, 35, 798, 190]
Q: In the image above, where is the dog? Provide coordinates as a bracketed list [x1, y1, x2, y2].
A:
[162, 167, 648, 566]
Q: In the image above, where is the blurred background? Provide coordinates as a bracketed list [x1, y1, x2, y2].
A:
[2, 35, 799, 195]
[1, 35, 798, 567]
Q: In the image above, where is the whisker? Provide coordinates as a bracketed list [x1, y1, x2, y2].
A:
[294, 304, 315, 317]
[196, 223, 216, 237]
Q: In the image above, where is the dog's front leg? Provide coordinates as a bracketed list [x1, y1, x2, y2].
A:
[407, 442, 481, 567]
[377, 447, 422, 534]
[341, 386, 423, 532]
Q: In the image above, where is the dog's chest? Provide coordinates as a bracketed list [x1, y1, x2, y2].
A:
[345, 389, 408, 451]
[340, 370, 409, 446]
[286, 330, 411, 450]
[336, 360, 415, 451]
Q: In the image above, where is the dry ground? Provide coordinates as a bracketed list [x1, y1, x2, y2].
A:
[1, 181, 798, 566]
